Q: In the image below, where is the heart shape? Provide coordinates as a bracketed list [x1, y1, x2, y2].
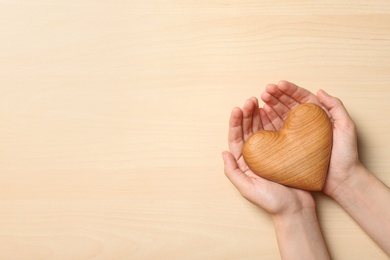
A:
[242, 103, 332, 191]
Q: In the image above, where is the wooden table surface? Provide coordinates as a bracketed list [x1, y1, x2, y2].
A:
[1, 1, 390, 259]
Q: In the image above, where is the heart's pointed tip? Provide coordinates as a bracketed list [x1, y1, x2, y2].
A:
[300, 179, 326, 191]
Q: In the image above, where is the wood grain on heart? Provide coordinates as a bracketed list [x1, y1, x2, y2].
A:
[243, 103, 333, 191]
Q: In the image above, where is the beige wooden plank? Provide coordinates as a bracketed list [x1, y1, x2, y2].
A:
[1, 1, 390, 259]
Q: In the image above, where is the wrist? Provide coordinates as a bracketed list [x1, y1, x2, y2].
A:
[271, 203, 319, 241]
[272, 205, 330, 260]
[272, 204, 317, 228]
[330, 161, 370, 208]
[270, 189, 316, 221]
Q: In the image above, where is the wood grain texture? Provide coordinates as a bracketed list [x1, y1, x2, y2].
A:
[243, 103, 332, 191]
[1, 1, 390, 259]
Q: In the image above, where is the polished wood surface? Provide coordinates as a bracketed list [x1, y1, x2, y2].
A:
[1, 1, 390, 259]
[243, 103, 332, 191]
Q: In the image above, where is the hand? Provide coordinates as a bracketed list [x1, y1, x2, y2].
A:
[261, 80, 360, 199]
[223, 96, 331, 260]
[222, 97, 314, 217]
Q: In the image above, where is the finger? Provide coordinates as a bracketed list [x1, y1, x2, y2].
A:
[317, 89, 354, 127]
[242, 99, 255, 141]
[261, 91, 290, 120]
[259, 107, 276, 131]
[264, 83, 300, 112]
[250, 97, 262, 132]
[278, 80, 323, 108]
[222, 151, 251, 193]
[228, 107, 244, 160]
[263, 104, 284, 130]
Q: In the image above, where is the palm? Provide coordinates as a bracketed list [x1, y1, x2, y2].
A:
[225, 96, 313, 216]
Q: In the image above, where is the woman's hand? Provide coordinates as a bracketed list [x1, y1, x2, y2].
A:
[223, 96, 330, 260]
[261, 81, 390, 255]
[260, 80, 360, 199]
[222, 97, 314, 216]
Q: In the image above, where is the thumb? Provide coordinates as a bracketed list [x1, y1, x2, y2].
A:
[222, 151, 250, 192]
[317, 89, 352, 124]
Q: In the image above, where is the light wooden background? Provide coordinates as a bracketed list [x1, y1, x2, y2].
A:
[1, 1, 390, 259]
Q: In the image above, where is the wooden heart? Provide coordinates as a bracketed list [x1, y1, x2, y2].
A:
[242, 103, 332, 191]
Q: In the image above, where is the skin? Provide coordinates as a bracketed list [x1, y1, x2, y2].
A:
[261, 80, 390, 256]
[222, 97, 330, 260]
[223, 80, 390, 258]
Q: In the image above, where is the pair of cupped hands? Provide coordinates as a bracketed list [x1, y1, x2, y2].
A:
[222, 80, 360, 217]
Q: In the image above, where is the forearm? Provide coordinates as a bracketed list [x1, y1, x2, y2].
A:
[333, 163, 390, 255]
[272, 207, 330, 260]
